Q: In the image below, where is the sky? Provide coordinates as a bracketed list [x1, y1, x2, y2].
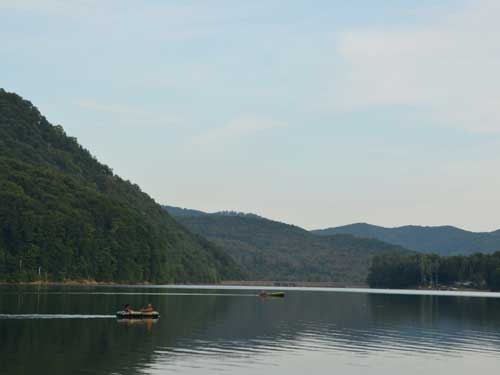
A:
[2, 0, 500, 232]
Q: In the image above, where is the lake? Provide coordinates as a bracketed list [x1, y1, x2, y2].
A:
[1, 285, 500, 374]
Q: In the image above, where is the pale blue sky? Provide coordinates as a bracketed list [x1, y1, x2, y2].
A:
[2, 0, 500, 231]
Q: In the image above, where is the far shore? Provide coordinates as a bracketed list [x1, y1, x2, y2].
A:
[0, 279, 494, 293]
[0, 280, 149, 286]
[0, 279, 366, 287]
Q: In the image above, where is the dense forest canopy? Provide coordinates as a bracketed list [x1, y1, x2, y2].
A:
[0, 89, 240, 283]
[313, 223, 500, 256]
[367, 252, 500, 290]
[165, 206, 411, 283]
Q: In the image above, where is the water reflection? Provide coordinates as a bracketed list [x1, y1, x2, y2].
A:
[1, 286, 500, 375]
[117, 318, 159, 331]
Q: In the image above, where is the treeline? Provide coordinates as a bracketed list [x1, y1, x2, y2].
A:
[367, 252, 500, 290]
[0, 89, 241, 283]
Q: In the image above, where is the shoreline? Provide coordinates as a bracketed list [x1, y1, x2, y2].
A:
[0, 280, 492, 293]
[0, 280, 366, 287]
[0, 280, 149, 286]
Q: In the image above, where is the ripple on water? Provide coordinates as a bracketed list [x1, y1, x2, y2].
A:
[151, 319, 500, 366]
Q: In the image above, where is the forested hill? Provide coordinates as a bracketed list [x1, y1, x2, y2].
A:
[164, 206, 411, 283]
[0, 89, 240, 283]
[312, 223, 500, 256]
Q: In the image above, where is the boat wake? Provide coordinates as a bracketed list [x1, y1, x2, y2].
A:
[0, 314, 115, 319]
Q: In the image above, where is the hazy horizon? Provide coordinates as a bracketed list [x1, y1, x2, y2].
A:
[3, 0, 500, 232]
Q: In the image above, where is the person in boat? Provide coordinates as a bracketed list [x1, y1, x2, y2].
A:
[123, 303, 132, 312]
[141, 303, 154, 313]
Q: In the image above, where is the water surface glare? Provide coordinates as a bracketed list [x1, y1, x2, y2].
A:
[1, 285, 499, 374]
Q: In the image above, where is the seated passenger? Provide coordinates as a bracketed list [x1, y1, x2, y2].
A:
[141, 303, 154, 313]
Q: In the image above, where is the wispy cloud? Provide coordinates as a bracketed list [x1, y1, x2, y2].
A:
[77, 100, 142, 116]
[75, 100, 184, 127]
[190, 116, 288, 146]
[332, 0, 500, 133]
[0, 0, 100, 14]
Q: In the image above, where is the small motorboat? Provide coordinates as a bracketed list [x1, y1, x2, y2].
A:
[258, 291, 285, 298]
[116, 310, 160, 319]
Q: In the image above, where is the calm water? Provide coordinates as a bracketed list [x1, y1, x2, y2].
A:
[1, 286, 500, 374]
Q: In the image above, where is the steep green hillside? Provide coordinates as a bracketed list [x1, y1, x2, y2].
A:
[165, 206, 411, 282]
[0, 89, 240, 282]
[313, 223, 500, 256]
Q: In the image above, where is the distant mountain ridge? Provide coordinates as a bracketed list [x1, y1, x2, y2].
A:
[163, 206, 208, 217]
[312, 223, 500, 256]
[163, 205, 262, 219]
[164, 206, 411, 283]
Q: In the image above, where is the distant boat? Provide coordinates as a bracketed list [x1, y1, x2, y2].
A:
[116, 310, 160, 319]
[259, 291, 285, 298]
